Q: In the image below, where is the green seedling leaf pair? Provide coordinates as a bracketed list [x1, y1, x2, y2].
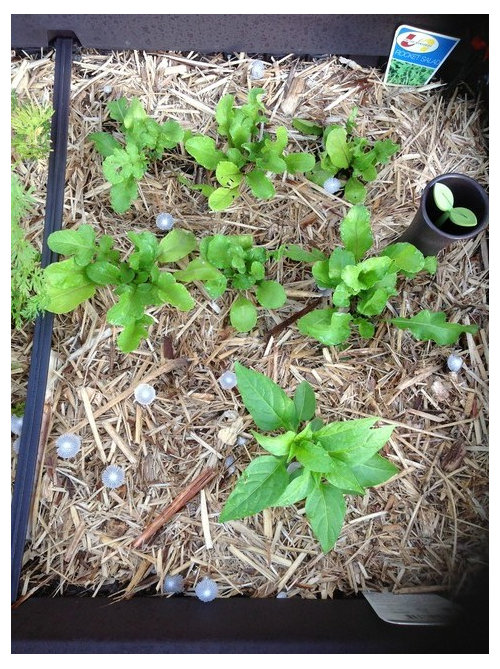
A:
[432, 183, 478, 228]
[43, 225, 221, 352]
[296, 204, 477, 346]
[182, 88, 315, 211]
[293, 107, 399, 204]
[219, 364, 398, 552]
[195, 234, 320, 331]
[90, 98, 184, 213]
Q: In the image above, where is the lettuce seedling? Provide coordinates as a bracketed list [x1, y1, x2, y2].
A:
[432, 183, 477, 228]
[297, 205, 478, 346]
[181, 88, 315, 211]
[219, 363, 398, 552]
[175, 234, 324, 332]
[90, 98, 184, 214]
[292, 107, 399, 204]
[43, 225, 221, 352]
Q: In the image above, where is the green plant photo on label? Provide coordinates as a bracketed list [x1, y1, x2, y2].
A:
[219, 363, 398, 552]
[432, 183, 477, 228]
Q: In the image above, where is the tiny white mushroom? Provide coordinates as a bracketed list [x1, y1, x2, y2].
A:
[250, 60, 265, 80]
[13, 437, 20, 455]
[103, 85, 113, 94]
[134, 383, 156, 406]
[276, 591, 288, 598]
[323, 177, 342, 194]
[195, 577, 218, 602]
[101, 465, 125, 489]
[156, 212, 175, 231]
[447, 354, 463, 373]
[218, 371, 237, 390]
[11, 414, 23, 435]
[236, 435, 248, 446]
[56, 433, 82, 459]
[163, 574, 184, 594]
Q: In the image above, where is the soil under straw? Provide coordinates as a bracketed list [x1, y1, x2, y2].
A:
[11, 48, 488, 601]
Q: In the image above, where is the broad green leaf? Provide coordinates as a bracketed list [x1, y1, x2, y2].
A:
[381, 243, 424, 274]
[292, 118, 323, 136]
[215, 94, 234, 136]
[334, 424, 395, 466]
[305, 483, 346, 552]
[250, 261, 265, 281]
[284, 153, 316, 174]
[328, 248, 356, 284]
[204, 275, 228, 299]
[274, 469, 314, 506]
[342, 256, 393, 293]
[155, 273, 195, 311]
[309, 417, 324, 432]
[344, 176, 367, 204]
[110, 178, 138, 214]
[201, 235, 233, 268]
[215, 161, 243, 189]
[157, 120, 184, 149]
[450, 207, 477, 227]
[89, 132, 122, 158]
[245, 169, 275, 199]
[184, 135, 225, 170]
[219, 455, 289, 522]
[278, 244, 326, 262]
[373, 139, 399, 164]
[356, 286, 392, 316]
[294, 440, 334, 473]
[208, 186, 239, 211]
[332, 282, 352, 308]
[312, 260, 333, 288]
[325, 459, 365, 494]
[106, 285, 151, 326]
[257, 152, 287, 174]
[103, 145, 147, 185]
[325, 126, 350, 169]
[391, 310, 478, 345]
[107, 98, 128, 124]
[123, 98, 148, 129]
[234, 362, 298, 432]
[177, 174, 216, 197]
[173, 258, 223, 283]
[127, 231, 158, 271]
[85, 261, 121, 285]
[47, 225, 96, 266]
[43, 258, 97, 313]
[353, 317, 375, 338]
[252, 430, 296, 457]
[293, 381, 316, 422]
[433, 182, 454, 212]
[116, 314, 154, 353]
[351, 453, 399, 488]
[230, 295, 258, 332]
[315, 417, 378, 453]
[423, 256, 438, 275]
[225, 147, 246, 168]
[297, 309, 352, 346]
[340, 205, 373, 261]
[255, 280, 287, 309]
[157, 229, 197, 263]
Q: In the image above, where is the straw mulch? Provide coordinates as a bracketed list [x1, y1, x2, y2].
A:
[11, 48, 488, 601]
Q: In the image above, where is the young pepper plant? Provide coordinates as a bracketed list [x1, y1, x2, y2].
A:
[219, 363, 398, 552]
[181, 88, 315, 211]
[292, 107, 399, 204]
[42, 225, 220, 352]
[297, 205, 479, 346]
[173, 233, 324, 332]
[90, 98, 184, 214]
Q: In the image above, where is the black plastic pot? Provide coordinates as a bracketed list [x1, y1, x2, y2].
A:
[395, 173, 489, 256]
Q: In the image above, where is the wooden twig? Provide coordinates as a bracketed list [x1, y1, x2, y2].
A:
[264, 298, 322, 343]
[132, 467, 217, 548]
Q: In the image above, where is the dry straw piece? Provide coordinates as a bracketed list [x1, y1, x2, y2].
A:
[11, 48, 488, 602]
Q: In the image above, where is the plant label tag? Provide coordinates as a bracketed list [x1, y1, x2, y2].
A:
[363, 592, 462, 626]
[384, 25, 460, 87]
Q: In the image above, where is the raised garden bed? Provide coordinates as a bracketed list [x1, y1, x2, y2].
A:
[11, 19, 489, 652]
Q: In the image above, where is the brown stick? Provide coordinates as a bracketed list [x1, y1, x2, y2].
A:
[132, 467, 217, 548]
[264, 298, 322, 343]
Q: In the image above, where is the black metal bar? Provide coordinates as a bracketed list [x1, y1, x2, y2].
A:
[11, 36, 73, 603]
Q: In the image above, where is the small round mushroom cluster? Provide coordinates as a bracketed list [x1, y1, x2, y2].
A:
[163, 574, 219, 602]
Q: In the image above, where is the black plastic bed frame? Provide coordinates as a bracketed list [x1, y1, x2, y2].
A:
[11, 14, 489, 654]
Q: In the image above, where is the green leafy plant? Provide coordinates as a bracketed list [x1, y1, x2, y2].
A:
[43, 225, 221, 352]
[90, 98, 184, 214]
[11, 173, 47, 328]
[292, 107, 399, 204]
[11, 92, 53, 161]
[386, 60, 434, 86]
[181, 88, 315, 211]
[180, 233, 324, 331]
[432, 183, 477, 228]
[296, 204, 478, 346]
[219, 363, 397, 552]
